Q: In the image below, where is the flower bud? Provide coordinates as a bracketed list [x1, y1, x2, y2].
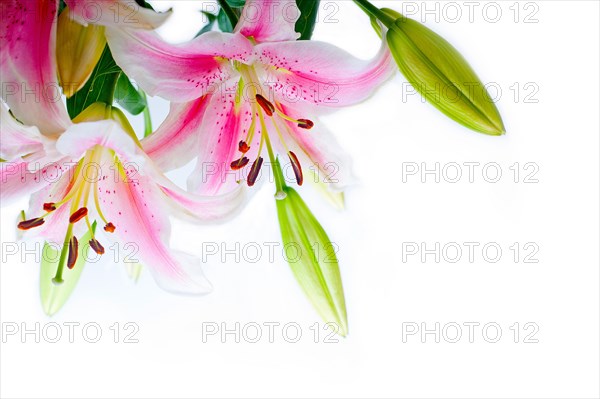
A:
[276, 186, 348, 336]
[385, 10, 505, 135]
[57, 7, 106, 98]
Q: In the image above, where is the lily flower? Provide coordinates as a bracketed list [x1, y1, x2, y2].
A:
[104, 0, 396, 197]
[4, 102, 244, 293]
[1, 0, 171, 131]
[5, 102, 244, 293]
[1, 0, 244, 294]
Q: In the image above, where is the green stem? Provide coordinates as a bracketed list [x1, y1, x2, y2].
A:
[53, 223, 74, 285]
[140, 90, 153, 137]
[217, 0, 239, 28]
[353, 0, 396, 28]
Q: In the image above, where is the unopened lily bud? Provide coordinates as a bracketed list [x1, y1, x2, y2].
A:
[57, 7, 106, 98]
[384, 10, 505, 135]
[276, 186, 348, 336]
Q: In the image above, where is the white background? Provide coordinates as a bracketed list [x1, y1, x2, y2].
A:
[1, 1, 599, 398]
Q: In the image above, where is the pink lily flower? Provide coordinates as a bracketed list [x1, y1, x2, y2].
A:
[1, 0, 171, 135]
[1, 0, 244, 293]
[105, 0, 396, 197]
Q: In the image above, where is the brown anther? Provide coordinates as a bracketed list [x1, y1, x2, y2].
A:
[231, 157, 249, 170]
[69, 207, 88, 224]
[247, 157, 264, 187]
[104, 222, 116, 233]
[288, 151, 303, 186]
[43, 202, 56, 212]
[238, 140, 250, 153]
[255, 94, 275, 116]
[17, 218, 45, 230]
[67, 236, 79, 270]
[89, 238, 105, 255]
[297, 119, 314, 130]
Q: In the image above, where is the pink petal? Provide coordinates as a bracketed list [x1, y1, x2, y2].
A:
[105, 29, 252, 102]
[159, 183, 247, 225]
[0, 161, 56, 204]
[1, 102, 46, 160]
[0, 0, 71, 135]
[142, 96, 211, 172]
[58, 119, 247, 223]
[255, 39, 395, 107]
[275, 104, 356, 191]
[65, 0, 171, 29]
[56, 120, 146, 166]
[96, 156, 212, 294]
[23, 164, 75, 244]
[235, 0, 300, 42]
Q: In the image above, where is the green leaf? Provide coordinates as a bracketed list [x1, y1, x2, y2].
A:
[40, 223, 96, 316]
[217, 8, 234, 33]
[386, 12, 505, 135]
[276, 186, 348, 336]
[67, 46, 122, 119]
[135, 0, 155, 10]
[115, 74, 147, 115]
[295, 0, 320, 40]
[217, 0, 242, 31]
[226, 0, 245, 7]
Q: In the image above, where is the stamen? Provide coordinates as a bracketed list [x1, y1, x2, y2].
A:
[273, 105, 313, 129]
[89, 238, 105, 255]
[104, 222, 116, 233]
[238, 140, 250, 153]
[288, 151, 303, 186]
[231, 157, 249, 170]
[297, 119, 314, 130]
[69, 207, 88, 223]
[43, 202, 56, 212]
[256, 94, 275, 116]
[17, 218, 45, 230]
[67, 236, 79, 269]
[247, 157, 264, 187]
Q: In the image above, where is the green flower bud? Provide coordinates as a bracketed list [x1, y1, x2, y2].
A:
[387, 13, 505, 135]
[276, 186, 348, 336]
[376, 7, 505, 135]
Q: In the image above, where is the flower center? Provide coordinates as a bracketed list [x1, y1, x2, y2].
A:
[233, 64, 313, 189]
[17, 145, 116, 283]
